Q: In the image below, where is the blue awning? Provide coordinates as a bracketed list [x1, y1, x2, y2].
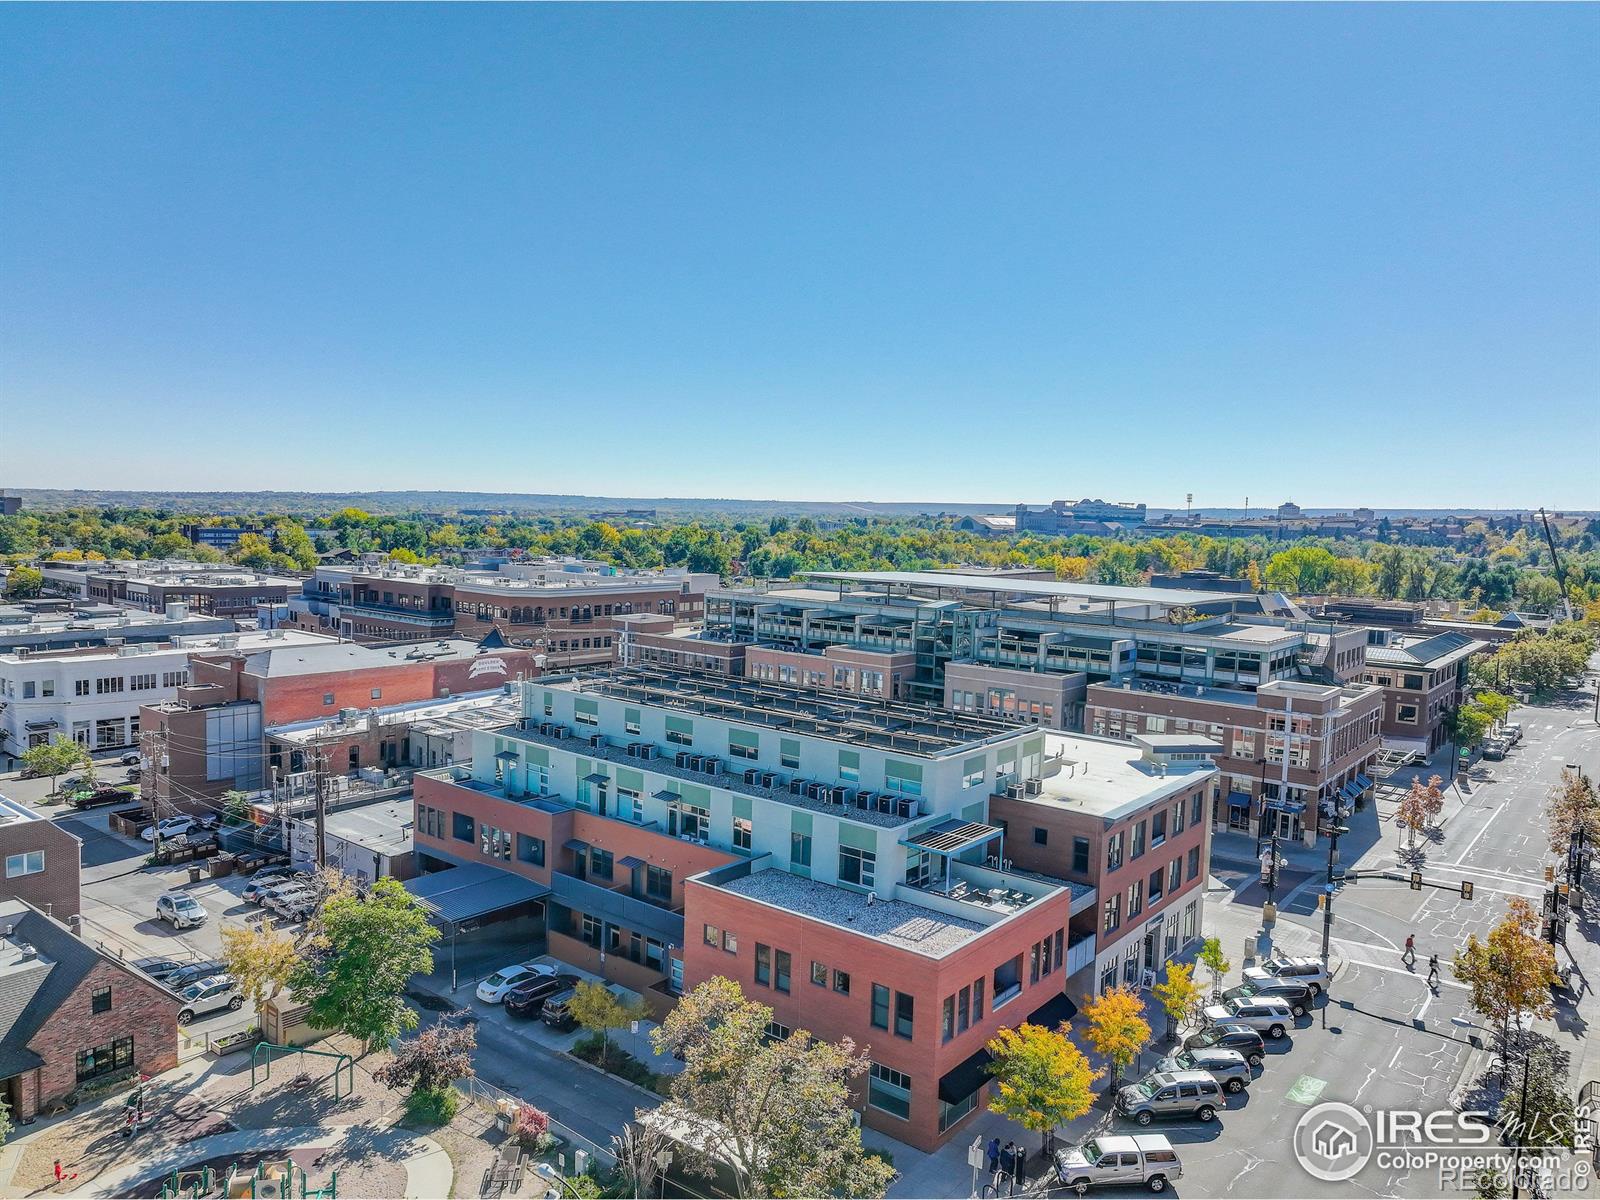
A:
[1340, 782, 1363, 805]
[1227, 791, 1253, 810]
[1355, 774, 1374, 792]
[1265, 799, 1306, 814]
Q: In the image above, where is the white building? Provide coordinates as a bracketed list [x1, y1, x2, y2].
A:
[0, 629, 331, 760]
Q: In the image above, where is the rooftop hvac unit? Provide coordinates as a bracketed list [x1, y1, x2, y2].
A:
[1006, 784, 1024, 800]
[516, 716, 536, 732]
[830, 785, 850, 804]
[896, 796, 914, 818]
[788, 777, 806, 795]
[745, 767, 762, 785]
[588, 734, 604, 749]
[1025, 778, 1044, 796]
[676, 750, 692, 768]
[760, 771, 778, 788]
[639, 744, 655, 760]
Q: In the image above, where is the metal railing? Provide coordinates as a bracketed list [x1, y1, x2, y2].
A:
[452, 1076, 618, 1170]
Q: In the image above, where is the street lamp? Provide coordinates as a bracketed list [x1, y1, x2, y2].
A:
[1319, 805, 1352, 967]
[655, 1149, 673, 1200]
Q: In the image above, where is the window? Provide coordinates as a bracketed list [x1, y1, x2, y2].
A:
[92, 987, 111, 1014]
[666, 717, 694, 746]
[834, 969, 850, 995]
[894, 991, 914, 1038]
[722, 929, 738, 954]
[764, 1021, 791, 1042]
[871, 983, 890, 1029]
[1188, 846, 1201, 880]
[957, 985, 971, 1033]
[1148, 867, 1163, 903]
[1192, 792, 1205, 827]
[940, 1092, 977, 1131]
[452, 812, 475, 843]
[963, 758, 986, 789]
[733, 817, 753, 852]
[1128, 879, 1144, 918]
[645, 866, 673, 903]
[324, 693, 335, 706]
[1151, 810, 1167, 846]
[74, 679, 90, 697]
[993, 956, 1022, 1007]
[1398, 704, 1419, 724]
[942, 995, 956, 1042]
[812, 960, 829, 987]
[589, 847, 614, 881]
[1184, 900, 1198, 940]
[1172, 799, 1186, 834]
[1103, 892, 1121, 934]
[838, 845, 876, 889]
[780, 739, 801, 770]
[625, 708, 641, 736]
[1132, 821, 1146, 859]
[868, 1063, 912, 1120]
[1170, 858, 1184, 893]
[370, 688, 382, 700]
[1065, 836, 1090, 876]
[95, 676, 124, 695]
[1031, 826, 1049, 847]
[480, 824, 512, 861]
[1106, 831, 1124, 871]
[774, 950, 792, 993]
[1403, 673, 1425, 691]
[76, 1036, 133, 1082]
[704, 924, 721, 947]
[5, 851, 44, 878]
[790, 832, 812, 869]
[755, 943, 772, 987]
[973, 976, 985, 1020]
[581, 914, 603, 948]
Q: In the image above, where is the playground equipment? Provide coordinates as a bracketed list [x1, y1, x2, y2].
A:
[158, 1166, 215, 1199]
[159, 1159, 337, 1200]
[248, 1042, 355, 1102]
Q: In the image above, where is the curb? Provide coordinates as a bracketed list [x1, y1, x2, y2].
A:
[561, 1049, 665, 1101]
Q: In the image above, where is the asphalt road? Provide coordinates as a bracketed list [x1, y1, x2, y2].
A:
[1157, 675, 1600, 1200]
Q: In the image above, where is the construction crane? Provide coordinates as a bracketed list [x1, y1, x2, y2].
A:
[1538, 507, 1575, 622]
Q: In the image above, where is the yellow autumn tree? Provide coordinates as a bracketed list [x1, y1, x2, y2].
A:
[1081, 985, 1151, 1086]
[1151, 962, 1204, 1041]
[985, 1022, 1102, 1155]
[220, 922, 299, 1014]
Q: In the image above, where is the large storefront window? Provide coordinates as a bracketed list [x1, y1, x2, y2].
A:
[76, 1036, 133, 1082]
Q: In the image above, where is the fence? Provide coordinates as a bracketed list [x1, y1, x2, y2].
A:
[453, 1075, 617, 1169]
[177, 1014, 262, 1062]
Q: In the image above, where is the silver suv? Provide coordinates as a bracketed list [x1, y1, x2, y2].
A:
[176, 975, 243, 1023]
[1054, 1134, 1183, 1194]
[1155, 1046, 1251, 1094]
[1117, 1069, 1224, 1125]
[1248, 954, 1331, 996]
[1203, 996, 1294, 1039]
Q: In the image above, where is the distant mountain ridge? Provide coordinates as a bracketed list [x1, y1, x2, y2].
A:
[2, 488, 1577, 520]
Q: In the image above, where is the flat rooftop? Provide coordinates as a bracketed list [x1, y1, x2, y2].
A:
[1367, 631, 1488, 669]
[805, 570, 1250, 609]
[321, 799, 414, 857]
[551, 666, 1027, 756]
[1026, 731, 1217, 821]
[242, 637, 503, 677]
[0, 628, 330, 666]
[269, 689, 519, 743]
[716, 868, 989, 957]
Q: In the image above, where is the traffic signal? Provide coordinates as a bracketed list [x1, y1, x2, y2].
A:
[1460, 880, 1474, 900]
[1410, 870, 1423, 891]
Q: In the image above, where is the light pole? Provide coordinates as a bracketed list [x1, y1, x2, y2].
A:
[1319, 805, 1352, 967]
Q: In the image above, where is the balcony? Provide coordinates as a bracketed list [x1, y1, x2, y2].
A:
[340, 602, 454, 628]
[1065, 931, 1096, 976]
[550, 871, 684, 945]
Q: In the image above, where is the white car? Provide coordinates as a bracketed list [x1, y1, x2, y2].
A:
[119, 751, 143, 766]
[142, 816, 196, 843]
[475, 962, 557, 1004]
[263, 881, 315, 914]
[176, 975, 243, 1023]
[156, 891, 208, 929]
[1246, 954, 1331, 996]
[1204, 997, 1294, 1040]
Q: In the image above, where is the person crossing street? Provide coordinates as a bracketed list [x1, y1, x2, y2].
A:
[1403, 934, 1416, 967]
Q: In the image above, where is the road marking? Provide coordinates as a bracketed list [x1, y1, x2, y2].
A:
[1342, 954, 1469, 991]
[1286, 1075, 1327, 1105]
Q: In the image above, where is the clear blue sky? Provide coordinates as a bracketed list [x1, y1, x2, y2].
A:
[2, 4, 1596, 509]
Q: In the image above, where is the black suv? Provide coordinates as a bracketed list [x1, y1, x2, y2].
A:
[505, 973, 582, 1018]
[1223, 978, 1314, 1018]
[1185, 1022, 1266, 1066]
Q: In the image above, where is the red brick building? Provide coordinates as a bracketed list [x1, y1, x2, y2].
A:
[0, 900, 179, 1120]
[0, 798, 81, 920]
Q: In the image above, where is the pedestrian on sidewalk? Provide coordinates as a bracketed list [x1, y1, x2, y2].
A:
[1428, 954, 1440, 989]
[1011, 1142, 1027, 1192]
[1000, 1142, 1016, 1195]
[987, 1136, 1000, 1176]
[53, 1160, 77, 1184]
[1403, 934, 1416, 968]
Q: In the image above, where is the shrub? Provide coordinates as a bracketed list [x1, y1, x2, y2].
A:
[511, 1101, 550, 1148]
[570, 1034, 658, 1089]
[404, 1085, 459, 1126]
[563, 1174, 603, 1199]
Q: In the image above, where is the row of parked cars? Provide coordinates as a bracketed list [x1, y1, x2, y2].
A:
[1481, 721, 1523, 761]
[1054, 954, 1332, 1194]
[131, 955, 244, 1024]
[475, 961, 585, 1030]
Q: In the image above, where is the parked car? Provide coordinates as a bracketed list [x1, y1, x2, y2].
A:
[1118, 1070, 1224, 1125]
[476, 962, 557, 1004]
[243, 866, 300, 904]
[1247, 954, 1331, 996]
[263, 881, 315, 915]
[166, 959, 228, 990]
[125, 765, 142, 782]
[540, 988, 580, 1030]
[119, 751, 142, 766]
[132, 955, 188, 982]
[1203, 997, 1294, 1040]
[156, 891, 208, 929]
[505, 973, 583, 1018]
[1502, 722, 1523, 745]
[176, 975, 243, 1023]
[1184, 1022, 1266, 1066]
[1155, 1046, 1252, 1093]
[59, 775, 89, 793]
[1054, 1134, 1183, 1194]
[71, 785, 127, 810]
[143, 816, 197, 843]
[1482, 738, 1508, 761]
[279, 894, 318, 922]
[1223, 978, 1314, 1018]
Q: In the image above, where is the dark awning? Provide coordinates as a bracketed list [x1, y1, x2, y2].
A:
[1340, 782, 1362, 805]
[936, 992, 1079, 1104]
[563, 838, 589, 851]
[618, 855, 646, 870]
[1355, 774, 1374, 792]
[583, 772, 610, 784]
[1227, 791, 1252, 810]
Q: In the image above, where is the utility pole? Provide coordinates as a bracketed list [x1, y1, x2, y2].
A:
[1320, 805, 1352, 966]
[149, 726, 169, 859]
[312, 741, 329, 868]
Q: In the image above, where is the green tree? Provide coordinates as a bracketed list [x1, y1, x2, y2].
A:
[985, 1021, 1101, 1155]
[149, 532, 196, 559]
[1151, 961, 1205, 1041]
[568, 980, 648, 1070]
[220, 922, 298, 1014]
[3, 565, 43, 598]
[287, 876, 437, 1049]
[1198, 935, 1231, 1001]
[21, 741, 91, 793]
[1448, 704, 1493, 750]
[651, 976, 895, 1200]
[231, 532, 279, 570]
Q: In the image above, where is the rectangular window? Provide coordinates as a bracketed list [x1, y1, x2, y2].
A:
[1132, 820, 1146, 859]
[5, 851, 44, 878]
[76, 1036, 133, 1082]
[868, 1062, 912, 1121]
[1107, 831, 1124, 871]
[957, 985, 971, 1033]
[1149, 867, 1164, 904]
[729, 730, 760, 760]
[722, 929, 738, 954]
[838, 845, 876, 889]
[666, 715, 694, 746]
[774, 950, 792, 994]
[973, 976, 985, 1020]
[1072, 836, 1090, 875]
[92, 987, 111, 1014]
[581, 914, 603, 948]
[755, 943, 772, 987]
[451, 812, 474, 843]
[1032, 827, 1048, 846]
[1128, 879, 1144, 918]
[780, 738, 801, 770]
[589, 847, 614, 881]
[704, 924, 721, 947]
[1187, 846, 1201, 880]
[625, 708, 641, 736]
[812, 960, 829, 987]
[871, 983, 890, 1029]
[838, 751, 860, 784]
[993, 956, 1022, 1008]
[1192, 793, 1205, 827]
[733, 817, 753, 852]
[1170, 858, 1184, 894]
[894, 991, 914, 1039]
[645, 866, 673, 903]
[1104, 892, 1121, 934]
[790, 833, 812, 868]
[324, 693, 336, 706]
[962, 757, 986, 789]
[75, 679, 90, 696]
[1151, 810, 1167, 846]
[1172, 799, 1186, 834]
[834, 969, 850, 995]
